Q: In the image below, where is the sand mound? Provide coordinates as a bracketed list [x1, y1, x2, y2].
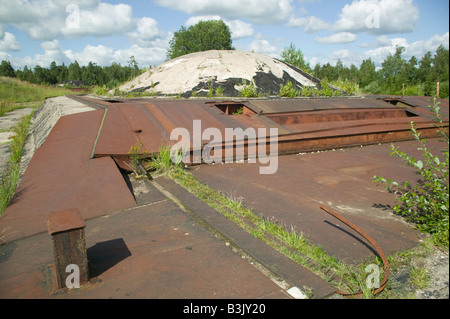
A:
[119, 50, 320, 97]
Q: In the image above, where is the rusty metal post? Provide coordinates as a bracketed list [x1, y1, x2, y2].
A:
[47, 208, 89, 289]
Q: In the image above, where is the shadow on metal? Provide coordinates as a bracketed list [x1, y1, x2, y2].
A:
[87, 238, 132, 278]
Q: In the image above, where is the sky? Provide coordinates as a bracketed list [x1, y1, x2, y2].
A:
[0, 0, 449, 71]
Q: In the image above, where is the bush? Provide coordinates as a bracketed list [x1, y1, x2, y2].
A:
[438, 81, 449, 99]
[240, 79, 258, 97]
[279, 81, 300, 97]
[373, 98, 449, 247]
[362, 81, 383, 95]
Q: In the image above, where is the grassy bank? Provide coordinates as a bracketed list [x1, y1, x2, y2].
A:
[0, 76, 72, 105]
[0, 77, 72, 215]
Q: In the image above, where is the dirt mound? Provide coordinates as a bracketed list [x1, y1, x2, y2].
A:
[119, 50, 321, 97]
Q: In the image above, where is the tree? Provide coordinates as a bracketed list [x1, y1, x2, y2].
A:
[128, 55, 138, 81]
[0, 60, 15, 77]
[379, 46, 406, 92]
[68, 61, 82, 81]
[280, 43, 311, 73]
[432, 45, 449, 83]
[166, 20, 234, 60]
[404, 56, 418, 84]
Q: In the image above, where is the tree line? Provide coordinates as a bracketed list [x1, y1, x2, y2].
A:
[0, 18, 448, 98]
[282, 43, 449, 98]
[0, 57, 143, 89]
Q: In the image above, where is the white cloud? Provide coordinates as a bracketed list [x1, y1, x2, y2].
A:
[62, 2, 136, 38]
[64, 41, 169, 68]
[315, 32, 357, 44]
[334, 0, 419, 34]
[128, 17, 165, 47]
[248, 33, 278, 56]
[185, 15, 254, 40]
[404, 32, 449, 58]
[0, 31, 20, 51]
[286, 16, 330, 33]
[154, 0, 294, 24]
[363, 32, 449, 66]
[0, 1, 135, 41]
[359, 35, 392, 48]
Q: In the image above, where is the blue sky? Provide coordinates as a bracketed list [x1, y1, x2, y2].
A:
[0, 0, 448, 71]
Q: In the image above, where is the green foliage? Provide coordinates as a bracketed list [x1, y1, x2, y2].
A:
[0, 112, 34, 215]
[127, 141, 148, 178]
[240, 79, 258, 97]
[279, 81, 300, 97]
[93, 85, 109, 96]
[0, 76, 72, 104]
[280, 43, 312, 73]
[232, 107, 243, 115]
[215, 85, 224, 97]
[166, 20, 234, 60]
[4, 59, 143, 88]
[318, 80, 334, 97]
[0, 60, 15, 77]
[311, 45, 449, 98]
[373, 99, 449, 247]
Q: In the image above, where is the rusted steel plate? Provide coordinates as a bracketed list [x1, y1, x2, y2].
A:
[190, 139, 444, 262]
[71, 96, 447, 171]
[0, 110, 136, 243]
[246, 98, 397, 114]
[47, 208, 85, 235]
[93, 104, 164, 157]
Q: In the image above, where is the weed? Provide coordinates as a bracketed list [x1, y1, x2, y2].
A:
[410, 266, 430, 289]
[127, 141, 148, 178]
[279, 81, 300, 97]
[215, 86, 224, 97]
[373, 98, 449, 247]
[240, 79, 258, 98]
[232, 107, 243, 115]
[151, 144, 183, 174]
[0, 112, 34, 215]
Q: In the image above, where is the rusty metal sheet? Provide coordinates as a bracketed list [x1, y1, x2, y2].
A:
[246, 98, 398, 114]
[0, 110, 136, 243]
[72, 95, 448, 168]
[190, 139, 440, 262]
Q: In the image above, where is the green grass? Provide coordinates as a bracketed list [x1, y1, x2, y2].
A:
[0, 112, 34, 214]
[0, 76, 72, 105]
[0, 77, 71, 215]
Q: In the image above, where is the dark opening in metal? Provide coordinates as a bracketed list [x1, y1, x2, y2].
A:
[212, 102, 256, 115]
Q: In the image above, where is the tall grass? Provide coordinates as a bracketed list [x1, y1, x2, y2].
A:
[0, 76, 72, 105]
[0, 112, 34, 214]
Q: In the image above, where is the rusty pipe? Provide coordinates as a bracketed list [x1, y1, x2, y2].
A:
[320, 205, 389, 298]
